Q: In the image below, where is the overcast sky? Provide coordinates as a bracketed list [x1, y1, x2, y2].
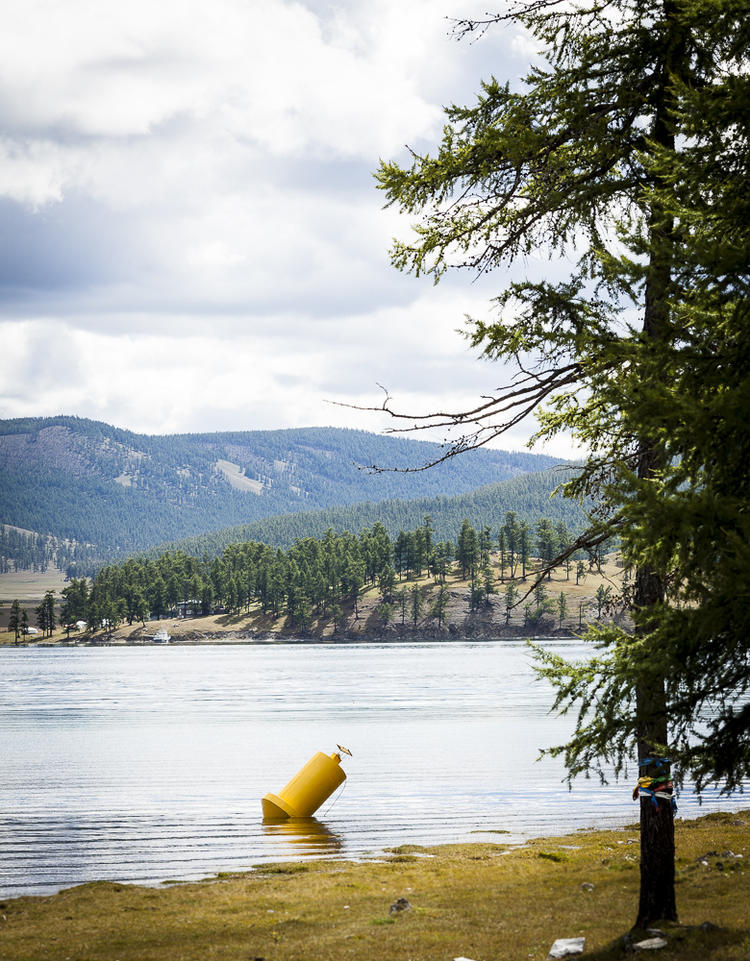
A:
[0, 0, 573, 454]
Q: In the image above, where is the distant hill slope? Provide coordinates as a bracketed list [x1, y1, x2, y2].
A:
[0, 416, 568, 556]
[149, 467, 585, 560]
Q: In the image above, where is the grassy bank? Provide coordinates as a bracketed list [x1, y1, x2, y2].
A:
[1, 811, 748, 961]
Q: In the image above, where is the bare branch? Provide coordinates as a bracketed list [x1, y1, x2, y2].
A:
[449, 0, 576, 41]
[328, 362, 579, 473]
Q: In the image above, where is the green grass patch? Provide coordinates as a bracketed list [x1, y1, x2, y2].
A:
[538, 850, 568, 862]
[255, 862, 311, 875]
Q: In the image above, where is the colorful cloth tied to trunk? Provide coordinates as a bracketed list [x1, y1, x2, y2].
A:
[632, 759, 677, 814]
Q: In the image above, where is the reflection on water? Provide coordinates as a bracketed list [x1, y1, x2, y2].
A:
[1, 641, 746, 898]
[262, 817, 343, 855]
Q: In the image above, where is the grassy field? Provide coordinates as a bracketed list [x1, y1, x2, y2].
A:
[0, 568, 69, 602]
[1, 810, 747, 961]
[0, 569, 70, 634]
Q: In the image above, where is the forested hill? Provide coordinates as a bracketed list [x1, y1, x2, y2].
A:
[149, 467, 585, 560]
[0, 415, 566, 557]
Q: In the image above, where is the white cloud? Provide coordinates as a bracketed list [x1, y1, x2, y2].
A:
[0, 286, 578, 457]
[0, 0, 447, 201]
[0, 0, 580, 459]
[0, 138, 72, 208]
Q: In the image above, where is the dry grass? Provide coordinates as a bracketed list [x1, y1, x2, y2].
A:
[1, 810, 748, 961]
[0, 569, 69, 603]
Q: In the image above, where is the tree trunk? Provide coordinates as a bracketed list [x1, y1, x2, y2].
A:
[638, 770, 676, 926]
[632, 2, 685, 925]
[633, 247, 678, 928]
[635, 554, 676, 927]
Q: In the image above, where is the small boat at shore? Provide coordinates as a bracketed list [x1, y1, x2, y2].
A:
[153, 628, 171, 643]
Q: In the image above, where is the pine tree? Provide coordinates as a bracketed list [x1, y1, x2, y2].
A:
[43, 591, 55, 637]
[595, 584, 612, 620]
[379, 564, 396, 599]
[374, 0, 749, 927]
[431, 585, 450, 628]
[535, 518, 557, 578]
[497, 528, 507, 583]
[503, 512, 519, 579]
[35, 597, 50, 637]
[410, 584, 423, 627]
[8, 599, 21, 644]
[395, 587, 408, 626]
[61, 578, 88, 628]
[379, 601, 393, 627]
[503, 582, 519, 626]
[518, 522, 530, 582]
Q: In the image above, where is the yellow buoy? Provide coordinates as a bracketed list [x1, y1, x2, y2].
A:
[262, 746, 351, 820]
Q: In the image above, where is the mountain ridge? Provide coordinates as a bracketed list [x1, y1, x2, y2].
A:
[0, 416, 570, 561]
[147, 468, 585, 560]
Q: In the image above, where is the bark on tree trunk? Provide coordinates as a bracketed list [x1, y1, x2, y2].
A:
[633, 273, 679, 929]
[633, 194, 678, 924]
[638, 774, 676, 926]
[632, 3, 684, 922]
[634, 553, 676, 927]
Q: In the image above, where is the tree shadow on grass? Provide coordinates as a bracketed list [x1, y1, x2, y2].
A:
[583, 923, 750, 959]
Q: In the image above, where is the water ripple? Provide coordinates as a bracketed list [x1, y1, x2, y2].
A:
[0, 641, 744, 898]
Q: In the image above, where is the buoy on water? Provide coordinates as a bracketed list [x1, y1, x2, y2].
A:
[262, 745, 352, 820]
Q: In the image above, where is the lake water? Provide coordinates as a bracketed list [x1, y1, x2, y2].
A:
[0, 640, 744, 899]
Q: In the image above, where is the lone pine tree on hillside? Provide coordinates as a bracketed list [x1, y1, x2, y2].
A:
[373, 0, 749, 929]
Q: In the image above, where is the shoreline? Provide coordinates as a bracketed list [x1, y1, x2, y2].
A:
[4, 801, 748, 905]
[3, 631, 582, 648]
[2, 809, 748, 960]
[2, 621, 584, 648]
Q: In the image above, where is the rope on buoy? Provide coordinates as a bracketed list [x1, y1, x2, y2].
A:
[319, 778, 347, 818]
